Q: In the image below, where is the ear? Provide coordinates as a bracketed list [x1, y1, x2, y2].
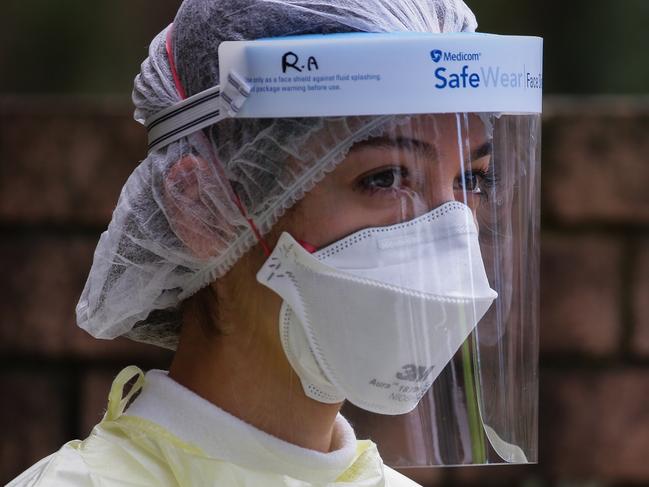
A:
[163, 154, 228, 260]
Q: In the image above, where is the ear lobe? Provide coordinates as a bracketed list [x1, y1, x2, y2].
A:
[163, 154, 223, 260]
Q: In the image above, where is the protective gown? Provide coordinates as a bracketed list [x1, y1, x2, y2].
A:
[7, 367, 421, 486]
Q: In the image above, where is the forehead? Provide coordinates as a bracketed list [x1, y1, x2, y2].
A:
[386, 113, 489, 145]
[347, 113, 491, 160]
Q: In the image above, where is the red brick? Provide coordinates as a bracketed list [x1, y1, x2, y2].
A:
[0, 100, 144, 225]
[539, 369, 649, 483]
[543, 109, 649, 225]
[0, 234, 171, 362]
[0, 371, 68, 484]
[540, 234, 622, 356]
[632, 239, 649, 356]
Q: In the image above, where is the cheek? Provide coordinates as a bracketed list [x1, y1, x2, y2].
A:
[290, 204, 367, 248]
[296, 201, 432, 249]
[283, 185, 391, 248]
[284, 181, 459, 249]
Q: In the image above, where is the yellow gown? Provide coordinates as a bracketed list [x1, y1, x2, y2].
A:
[8, 367, 421, 487]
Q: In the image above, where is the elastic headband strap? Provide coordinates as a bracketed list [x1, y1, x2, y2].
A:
[145, 74, 251, 153]
[150, 25, 252, 154]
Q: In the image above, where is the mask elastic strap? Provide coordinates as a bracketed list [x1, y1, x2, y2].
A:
[164, 24, 271, 257]
[165, 24, 187, 100]
[297, 240, 318, 253]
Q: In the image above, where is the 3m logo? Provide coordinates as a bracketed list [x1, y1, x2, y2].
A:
[396, 364, 435, 382]
[430, 49, 443, 63]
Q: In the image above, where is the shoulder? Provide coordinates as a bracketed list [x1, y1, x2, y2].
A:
[6, 442, 91, 487]
[6, 420, 168, 487]
[383, 465, 424, 487]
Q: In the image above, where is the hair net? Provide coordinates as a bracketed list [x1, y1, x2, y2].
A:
[76, 0, 478, 350]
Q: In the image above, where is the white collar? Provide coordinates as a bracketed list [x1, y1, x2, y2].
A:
[125, 369, 358, 482]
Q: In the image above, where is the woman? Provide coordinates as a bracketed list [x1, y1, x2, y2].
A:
[9, 0, 542, 485]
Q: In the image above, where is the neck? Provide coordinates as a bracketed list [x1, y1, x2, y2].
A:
[169, 318, 342, 453]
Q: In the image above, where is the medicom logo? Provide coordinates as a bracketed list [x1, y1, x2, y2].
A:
[429, 49, 482, 63]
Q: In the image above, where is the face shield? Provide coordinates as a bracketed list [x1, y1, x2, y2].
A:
[139, 32, 543, 467]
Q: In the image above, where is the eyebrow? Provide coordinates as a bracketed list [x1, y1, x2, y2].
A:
[350, 136, 493, 163]
[470, 140, 493, 161]
[349, 136, 439, 161]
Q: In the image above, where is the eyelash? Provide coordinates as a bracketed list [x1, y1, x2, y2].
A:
[355, 163, 499, 197]
[355, 166, 410, 195]
[454, 165, 499, 197]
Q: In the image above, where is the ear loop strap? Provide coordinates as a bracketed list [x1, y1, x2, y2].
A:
[165, 24, 271, 257]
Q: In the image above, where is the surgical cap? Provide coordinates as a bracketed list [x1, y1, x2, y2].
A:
[76, 0, 478, 350]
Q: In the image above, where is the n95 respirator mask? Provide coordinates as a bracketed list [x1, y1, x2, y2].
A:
[257, 201, 497, 415]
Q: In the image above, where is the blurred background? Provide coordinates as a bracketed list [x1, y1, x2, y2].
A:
[1, 0, 648, 485]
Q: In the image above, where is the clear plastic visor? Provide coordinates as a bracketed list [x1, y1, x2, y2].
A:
[262, 111, 541, 468]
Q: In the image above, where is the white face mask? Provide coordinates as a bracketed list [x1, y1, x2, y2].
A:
[257, 201, 498, 415]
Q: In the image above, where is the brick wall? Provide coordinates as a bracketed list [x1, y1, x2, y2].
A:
[1, 96, 648, 486]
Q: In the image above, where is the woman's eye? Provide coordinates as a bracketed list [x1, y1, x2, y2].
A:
[454, 166, 498, 197]
[357, 167, 408, 193]
[457, 171, 482, 193]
